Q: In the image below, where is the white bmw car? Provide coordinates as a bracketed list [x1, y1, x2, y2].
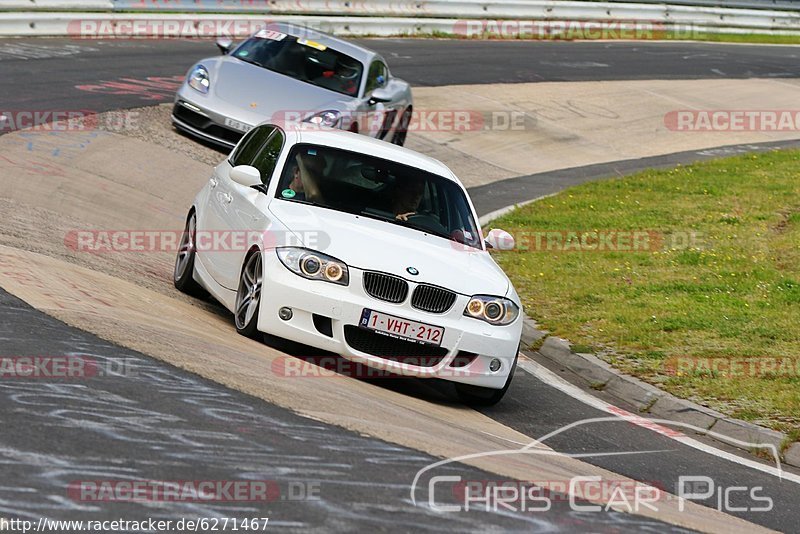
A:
[174, 123, 522, 405]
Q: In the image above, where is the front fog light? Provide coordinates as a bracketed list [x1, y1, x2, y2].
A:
[489, 358, 502, 372]
[279, 307, 293, 321]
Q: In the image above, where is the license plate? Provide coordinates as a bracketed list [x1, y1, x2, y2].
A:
[224, 117, 252, 133]
[359, 309, 444, 346]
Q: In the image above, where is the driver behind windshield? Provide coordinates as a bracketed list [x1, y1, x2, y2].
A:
[311, 58, 360, 96]
[392, 176, 425, 222]
[286, 150, 326, 203]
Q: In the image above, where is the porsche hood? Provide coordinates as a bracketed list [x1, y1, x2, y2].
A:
[203, 56, 354, 125]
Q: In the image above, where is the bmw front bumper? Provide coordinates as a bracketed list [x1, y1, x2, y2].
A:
[256, 252, 522, 389]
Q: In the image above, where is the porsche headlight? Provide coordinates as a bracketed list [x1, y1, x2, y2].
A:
[464, 295, 519, 326]
[304, 110, 341, 128]
[276, 247, 349, 286]
[188, 65, 210, 94]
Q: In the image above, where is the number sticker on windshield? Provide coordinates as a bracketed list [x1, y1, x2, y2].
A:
[255, 29, 287, 41]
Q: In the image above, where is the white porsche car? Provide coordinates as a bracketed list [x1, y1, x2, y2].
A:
[174, 123, 522, 405]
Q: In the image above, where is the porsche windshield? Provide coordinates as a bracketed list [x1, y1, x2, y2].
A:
[275, 144, 483, 250]
[231, 31, 363, 97]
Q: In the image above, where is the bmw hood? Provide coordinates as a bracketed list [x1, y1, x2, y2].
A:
[207, 57, 352, 124]
[268, 201, 511, 298]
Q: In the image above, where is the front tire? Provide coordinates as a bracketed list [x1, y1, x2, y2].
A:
[234, 250, 263, 339]
[455, 352, 518, 407]
[173, 211, 204, 297]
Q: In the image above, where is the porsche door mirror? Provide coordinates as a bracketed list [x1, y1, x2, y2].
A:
[368, 86, 394, 106]
[216, 38, 233, 55]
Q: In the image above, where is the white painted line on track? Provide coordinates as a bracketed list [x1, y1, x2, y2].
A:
[478, 430, 531, 447]
[517, 354, 800, 485]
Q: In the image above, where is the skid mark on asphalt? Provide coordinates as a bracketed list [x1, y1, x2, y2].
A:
[75, 76, 185, 102]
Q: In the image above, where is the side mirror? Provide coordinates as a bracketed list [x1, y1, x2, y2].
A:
[216, 38, 233, 55]
[230, 165, 262, 187]
[368, 86, 394, 106]
[485, 229, 515, 251]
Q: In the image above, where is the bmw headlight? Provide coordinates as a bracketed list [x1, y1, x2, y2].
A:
[188, 65, 210, 94]
[276, 247, 349, 286]
[464, 295, 519, 326]
[304, 110, 341, 128]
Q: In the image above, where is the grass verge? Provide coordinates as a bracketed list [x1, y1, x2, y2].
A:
[492, 150, 800, 436]
[420, 30, 800, 46]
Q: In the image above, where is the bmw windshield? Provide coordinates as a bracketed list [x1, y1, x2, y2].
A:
[231, 30, 363, 97]
[275, 144, 483, 250]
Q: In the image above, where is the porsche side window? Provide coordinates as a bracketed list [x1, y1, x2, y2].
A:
[229, 125, 274, 167]
[365, 60, 388, 94]
[251, 130, 285, 184]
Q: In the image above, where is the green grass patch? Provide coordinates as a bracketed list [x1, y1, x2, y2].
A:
[689, 32, 800, 46]
[492, 150, 800, 435]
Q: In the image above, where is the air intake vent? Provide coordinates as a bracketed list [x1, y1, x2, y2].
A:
[344, 326, 447, 365]
[363, 271, 409, 303]
[411, 284, 457, 313]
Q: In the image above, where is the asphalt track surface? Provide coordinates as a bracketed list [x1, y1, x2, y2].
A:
[2, 38, 800, 113]
[1, 289, 686, 532]
[2, 37, 800, 532]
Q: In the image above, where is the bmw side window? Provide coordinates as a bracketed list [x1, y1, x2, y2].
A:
[365, 60, 388, 94]
[252, 130, 284, 184]
[229, 125, 274, 167]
